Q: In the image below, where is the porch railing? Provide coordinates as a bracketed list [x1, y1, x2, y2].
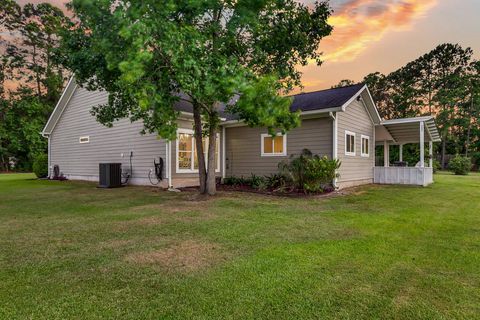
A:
[374, 167, 433, 186]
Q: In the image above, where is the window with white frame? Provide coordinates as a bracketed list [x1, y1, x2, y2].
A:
[261, 133, 287, 156]
[79, 136, 90, 144]
[176, 129, 220, 173]
[345, 131, 355, 156]
[361, 135, 370, 157]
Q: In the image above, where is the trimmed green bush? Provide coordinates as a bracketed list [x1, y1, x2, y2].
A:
[32, 153, 48, 178]
[448, 155, 471, 175]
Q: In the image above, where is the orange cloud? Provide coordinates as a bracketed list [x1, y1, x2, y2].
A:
[320, 0, 438, 62]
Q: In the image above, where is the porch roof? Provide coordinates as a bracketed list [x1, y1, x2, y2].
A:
[375, 116, 441, 144]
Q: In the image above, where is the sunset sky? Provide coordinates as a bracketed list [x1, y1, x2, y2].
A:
[13, 0, 480, 92]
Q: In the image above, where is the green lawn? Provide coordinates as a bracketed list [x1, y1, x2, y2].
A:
[0, 173, 479, 319]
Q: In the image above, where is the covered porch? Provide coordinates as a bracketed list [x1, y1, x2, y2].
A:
[374, 116, 441, 187]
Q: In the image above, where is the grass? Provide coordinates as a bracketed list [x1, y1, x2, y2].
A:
[0, 172, 479, 319]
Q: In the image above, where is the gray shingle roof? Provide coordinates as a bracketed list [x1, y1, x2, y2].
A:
[174, 83, 365, 121]
[290, 83, 365, 112]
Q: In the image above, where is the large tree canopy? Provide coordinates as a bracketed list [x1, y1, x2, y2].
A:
[0, 0, 71, 171]
[60, 0, 333, 194]
[334, 44, 480, 168]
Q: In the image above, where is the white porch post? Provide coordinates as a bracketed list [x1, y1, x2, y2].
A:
[383, 140, 389, 167]
[399, 144, 403, 162]
[429, 141, 433, 168]
[420, 121, 425, 168]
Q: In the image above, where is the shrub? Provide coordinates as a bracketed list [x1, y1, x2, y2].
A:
[432, 159, 441, 173]
[249, 174, 266, 189]
[223, 175, 266, 189]
[448, 155, 472, 175]
[279, 149, 340, 193]
[471, 152, 480, 171]
[265, 173, 289, 191]
[223, 176, 248, 186]
[32, 153, 48, 178]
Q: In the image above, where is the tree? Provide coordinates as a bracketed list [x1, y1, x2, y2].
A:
[387, 64, 422, 119]
[428, 44, 473, 167]
[60, 0, 333, 195]
[462, 60, 480, 156]
[363, 72, 393, 119]
[364, 44, 478, 168]
[0, 0, 71, 170]
[332, 79, 356, 88]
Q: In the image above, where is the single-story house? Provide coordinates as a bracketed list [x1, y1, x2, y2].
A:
[41, 77, 441, 189]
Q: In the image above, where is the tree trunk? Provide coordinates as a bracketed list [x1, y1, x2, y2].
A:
[32, 44, 42, 98]
[441, 130, 447, 169]
[206, 124, 217, 196]
[465, 94, 473, 156]
[192, 102, 207, 194]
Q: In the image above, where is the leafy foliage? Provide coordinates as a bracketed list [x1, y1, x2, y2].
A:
[448, 155, 472, 175]
[0, 0, 71, 170]
[59, 0, 333, 194]
[365, 44, 480, 168]
[471, 152, 480, 171]
[332, 79, 357, 88]
[32, 153, 48, 178]
[432, 159, 441, 173]
[278, 149, 340, 193]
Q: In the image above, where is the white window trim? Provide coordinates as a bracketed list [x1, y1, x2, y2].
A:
[175, 128, 220, 174]
[260, 133, 287, 157]
[361, 134, 370, 157]
[79, 136, 90, 144]
[345, 130, 356, 156]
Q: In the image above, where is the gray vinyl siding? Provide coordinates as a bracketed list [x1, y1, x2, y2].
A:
[225, 117, 333, 177]
[336, 98, 375, 184]
[50, 87, 167, 183]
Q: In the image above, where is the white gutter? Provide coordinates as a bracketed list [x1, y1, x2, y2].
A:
[380, 116, 434, 125]
[364, 86, 382, 124]
[42, 76, 76, 135]
[221, 107, 343, 127]
[329, 112, 338, 188]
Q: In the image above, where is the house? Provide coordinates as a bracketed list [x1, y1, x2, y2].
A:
[41, 78, 441, 189]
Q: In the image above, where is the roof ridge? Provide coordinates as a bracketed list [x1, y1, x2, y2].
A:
[290, 82, 364, 97]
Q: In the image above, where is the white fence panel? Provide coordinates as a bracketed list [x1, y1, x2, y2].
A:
[374, 167, 433, 186]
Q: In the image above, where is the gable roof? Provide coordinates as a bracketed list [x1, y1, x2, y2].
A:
[290, 83, 366, 113]
[42, 77, 380, 135]
[223, 83, 381, 123]
[42, 76, 77, 136]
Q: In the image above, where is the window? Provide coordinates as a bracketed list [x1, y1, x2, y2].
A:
[361, 135, 370, 157]
[176, 129, 220, 173]
[79, 136, 90, 144]
[345, 131, 355, 156]
[261, 133, 287, 157]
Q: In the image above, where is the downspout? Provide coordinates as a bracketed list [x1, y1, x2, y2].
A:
[41, 132, 51, 178]
[222, 126, 226, 181]
[329, 112, 338, 188]
[167, 141, 172, 188]
[48, 135, 51, 178]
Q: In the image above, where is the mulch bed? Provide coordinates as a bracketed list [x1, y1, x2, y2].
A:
[179, 184, 337, 198]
